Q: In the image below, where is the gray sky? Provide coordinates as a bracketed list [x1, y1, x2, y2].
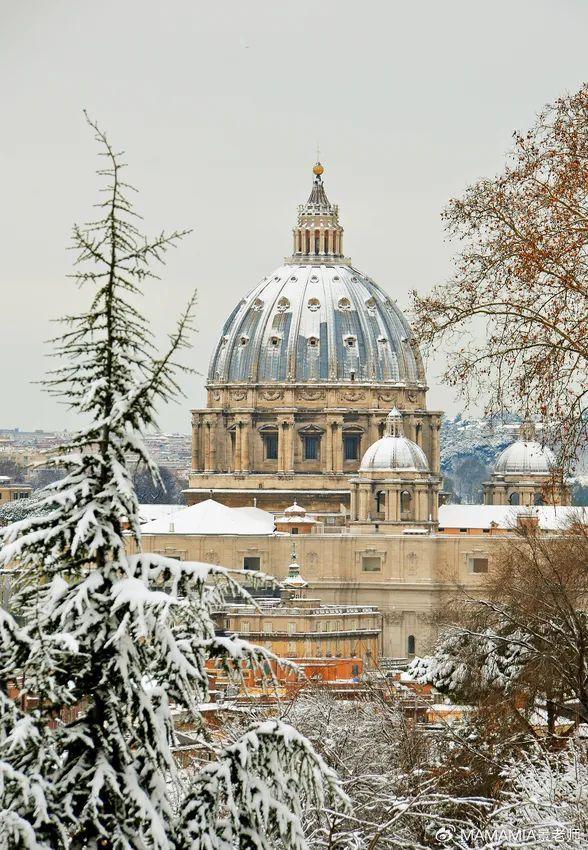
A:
[2, 0, 587, 433]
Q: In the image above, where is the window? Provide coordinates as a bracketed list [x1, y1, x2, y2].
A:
[264, 433, 278, 460]
[534, 493, 544, 506]
[243, 556, 261, 572]
[509, 492, 520, 505]
[241, 621, 250, 633]
[262, 621, 273, 633]
[288, 622, 296, 634]
[400, 490, 412, 513]
[471, 557, 489, 574]
[304, 435, 320, 460]
[362, 556, 381, 572]
[344, 434, 360, 461]
[288, 641, 296, 654]
[407, 635, 416, 655]
[291, 527, 299, 534]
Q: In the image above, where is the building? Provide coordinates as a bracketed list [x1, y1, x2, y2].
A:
[135, 163, 582, 660]
[213, 550, 382, 666]
[0, 477, 32, 505]
[187, 162, 442, 515]
[483, 419, 571, 506]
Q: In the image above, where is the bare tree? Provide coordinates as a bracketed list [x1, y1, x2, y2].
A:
[411, 84, 588, 465]
[411, 521, 588, 730]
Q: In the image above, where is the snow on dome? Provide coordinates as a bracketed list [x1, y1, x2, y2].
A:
[207, 263, 425, 385]
[359, 408, 429, 473]
[493, 441, 556, 476]
[138, 499, 275, 536]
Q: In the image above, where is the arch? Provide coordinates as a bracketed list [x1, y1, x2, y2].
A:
[509, 492, 520, 505]
[407, 634, 416, 655]
[415, 422, 422, 446]
[375, 490, 385, 514]
[401, 490, 412, 513]
[534, 492, 544, 506]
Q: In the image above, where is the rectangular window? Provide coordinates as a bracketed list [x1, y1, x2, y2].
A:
[288, 641, 296, 654]
[264, 433, 278, 460]
[471, 557, 489, 574]
[362, 556, 381, 572]
[243, 556, 261, 572]
[241, 621, 250, 633]
[344, 434, 360, 461]
[304, 435, 320, 460]
[262, 621, 273, 633]
[288, 622, 296, 634]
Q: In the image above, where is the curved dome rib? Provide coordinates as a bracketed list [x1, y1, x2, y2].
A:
[494, 440, 556, 476]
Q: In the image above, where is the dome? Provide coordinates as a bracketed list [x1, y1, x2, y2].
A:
[208, 263, 424, 384]
[494, 440, 556, 476]
[359, 408, 429, 473]
[360, 436, 429, 473]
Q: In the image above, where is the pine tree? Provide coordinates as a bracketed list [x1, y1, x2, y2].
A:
[0, 116, 345, 849]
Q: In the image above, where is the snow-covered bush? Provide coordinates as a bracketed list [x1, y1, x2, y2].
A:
[0, 117, 345, 849]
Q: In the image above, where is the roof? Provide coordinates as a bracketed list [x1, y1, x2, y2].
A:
[207, 263, 424, 385]
[138, 504, 182, 524]
[438, 504, 588, 531]
[360, 435, 429, 473]
[138, 498, 275, 536]
[494, 440, 556, 475]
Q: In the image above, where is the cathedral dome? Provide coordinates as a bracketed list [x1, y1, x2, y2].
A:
[493, 419, 556, 476]
[208, 164, 425, 386]
[494, 441, 556, 476]
[359, 409, 429, 473]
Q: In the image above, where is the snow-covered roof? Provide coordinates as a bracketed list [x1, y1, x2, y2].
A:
[139, 498, 275, 536]
[438, 504, 588, 531]
[138, 504, 182, 524]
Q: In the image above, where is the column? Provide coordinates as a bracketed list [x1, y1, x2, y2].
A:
[319, 229, 325, 255]
[241, 417, 251, 473]
[325, 420, 334, 473]
[286, 420, 294, 473]
[358, 486, 369, 520]
[191, 416, 200, 471]
[204, 420, 212, 472]
[208, 417, 217, 473]
[430, 419, 440, 474]
[234, 423, 242, 473]
[350, 485, 357, 521]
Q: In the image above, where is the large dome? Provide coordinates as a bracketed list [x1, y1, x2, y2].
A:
[208, 263, 425, 385]
[494, 440, 556, 475]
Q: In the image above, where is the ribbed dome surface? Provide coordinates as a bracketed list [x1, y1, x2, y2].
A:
[208, 264, 424, 384]
[360, 435, 429, 473]
[494, 441, 556, 475]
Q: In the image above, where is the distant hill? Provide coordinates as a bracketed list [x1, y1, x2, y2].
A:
[440, 415, 521, 504]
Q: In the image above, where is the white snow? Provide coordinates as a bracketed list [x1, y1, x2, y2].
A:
[138, 498, 275, 536]
[438, 503, 588, 530]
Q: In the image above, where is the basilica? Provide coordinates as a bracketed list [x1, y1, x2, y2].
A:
[141, 163, 577, 659]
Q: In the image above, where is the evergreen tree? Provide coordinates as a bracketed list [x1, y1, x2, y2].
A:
[0, 116, 344, 849]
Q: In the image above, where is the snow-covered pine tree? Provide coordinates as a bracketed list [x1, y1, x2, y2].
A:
[0, 116, 345, 849]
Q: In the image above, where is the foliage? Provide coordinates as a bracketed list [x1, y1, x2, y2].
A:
[411, 84, 588, 466]
[410, 524, 588, 727]
[133, 464, 186, 504]
[0, 116, 344, 850]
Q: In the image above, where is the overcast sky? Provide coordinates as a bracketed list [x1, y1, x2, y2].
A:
[2, 0, 587, 433]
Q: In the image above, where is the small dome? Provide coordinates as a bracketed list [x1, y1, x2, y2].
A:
[494, 440, 556, 476]
[360, 436, 429, 472]
[284, 501, 306, 517]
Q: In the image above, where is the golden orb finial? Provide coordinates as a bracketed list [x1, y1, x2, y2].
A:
[313, 162, 324, 176]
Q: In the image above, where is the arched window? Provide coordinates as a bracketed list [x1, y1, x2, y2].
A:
[415, 423, 422, 445]
[401, 490, 412, 513]
[407, 634, 416, 655]
[534, 492, 544, 506]
[375, 490, 385, 513]
[509, 492, 520, 505]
